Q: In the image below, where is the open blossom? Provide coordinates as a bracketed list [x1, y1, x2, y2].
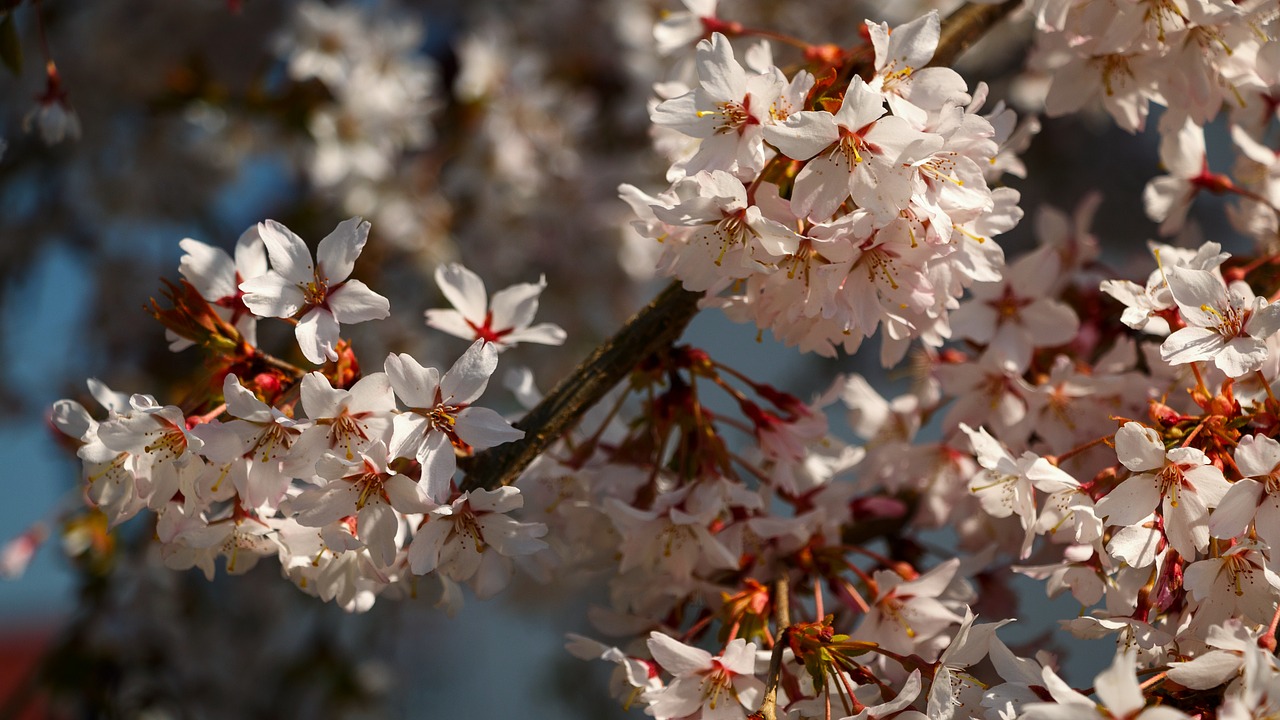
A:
[239, 217, 390, 364]
[191, 374, 304, 510]
[651, 32, 788, 176]
[170, 227, 267, 351]
[407, 486, 547, 597]
[290, 440, 434, 567]
[424, 263, 565, 350]
[1095, 422, 1230, 559]
[386, 341, 524, 502]
[644, 633, 763, 720]
[764, 77, 937, 222]
[1161, 265, 1280, 378]
[865, 11, 969, 127]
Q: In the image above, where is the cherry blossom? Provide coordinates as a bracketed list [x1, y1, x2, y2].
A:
[385, 341, 524, 503]
[1161, 265, 1280, 377]
[644, 633, 762, 720]
[1095, 421, 1230, 559]
[239, 217, 390, 364]
[423, 263, 566, 350]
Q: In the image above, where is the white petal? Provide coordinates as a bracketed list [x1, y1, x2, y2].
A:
[257, 220, 314, 283]
[647, 632, 711, 675]
[455, 407, 524, 449]
[440, 340, 497, 405]
[385, 353, 441, 408]
[327, 280, 390, 324]
[295, 307, 340, 364]
[436, 263, 488, 322]
[315, 217, 368, 284]
[239, 272, 306, 318]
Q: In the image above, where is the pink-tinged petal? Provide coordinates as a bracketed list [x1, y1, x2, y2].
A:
[949, 301, 1000, 344]
[471, 551, 513, 599]
[440, 340, 497, 405]
[407, 512, 452, 574]
[295, 307, 340, 364]
[315, 217, 368, 284]
[384, 473, 434, 514]
[1184, 463, 1229, 507]
[1021, 299, 1080, 347]
[475, 514, 547, 557]
[418, 431, 457, 503]
[292, 483, 355, 528]
[1246, 302, 1280, 339]
[1166, 651, 1242, 690]
[436, 263, 488, 322]
[221, 374, 272, 422]
[651, 93, 716, 137]
[647, 632, 712, 675]
[503, 323, 567, 347]
[646, 677, 705, 719]
[489, 277, 546, 331]
[1095, 475, 1162, 527]
[718, 638, 757, 675]
[358, 501, 398, 567]
[1209, 478, 1263, 539]
[1161, 326, 1226, 367]
[791, 153, 852, 221]
[455, 407, 524, 450]
[239, 272, 307, 318]
[257, 220, 314, 283]
[345, 372, 395, 415]
[887, 12, 940, 70]
[190, 421, 251, 462]
[389, 413, 429, 461]
[695, 33, 746, 102]
[234, 225, 268, 279]
[424, 308, 480, 342]
[1166, 267, 1227, 325]
[327, 280, 389, 324]
[1107, 525, 1161, 568]
[834, 78, 888, 132]
[763, 110, 838, 161]
[1115, 423, 1166, 472]
[1181, 559, 1218, 602]
[438, 525, 484, 581]
[1236, 434, 1280, 478]
[1094, 650, 1143, 716]
[384, 353, 441, 408]
[1165, 486, 1210, 558]
[178, 239, 236, 301]
[1215, 336, 1267, 378]
[468, 486, 523, 514]
[300, 372, 343, 419]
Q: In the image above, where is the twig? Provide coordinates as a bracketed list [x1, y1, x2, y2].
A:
[460, 281, 703, 490]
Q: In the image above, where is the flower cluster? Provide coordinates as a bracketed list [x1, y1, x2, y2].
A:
[625, 12, 1028, 360]
[52, 219, 560, 611]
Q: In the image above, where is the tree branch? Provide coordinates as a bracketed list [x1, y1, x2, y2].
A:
[460, 281, 703, 490]
[460, 0, 1023, 492]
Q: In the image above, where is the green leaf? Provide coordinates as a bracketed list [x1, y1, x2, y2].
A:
[0, 11, 21, 76]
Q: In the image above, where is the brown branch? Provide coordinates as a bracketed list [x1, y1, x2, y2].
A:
[929, 0, 1023, 69]
[460, 281, 703, 491]
[756, 577, 792, 720]
[459, 1, 1023, 493]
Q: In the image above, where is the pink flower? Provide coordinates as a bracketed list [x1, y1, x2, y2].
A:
[644, 633, 763, 720]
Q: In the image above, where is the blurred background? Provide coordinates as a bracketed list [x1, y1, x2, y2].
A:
[0, 0, 1233, 717]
